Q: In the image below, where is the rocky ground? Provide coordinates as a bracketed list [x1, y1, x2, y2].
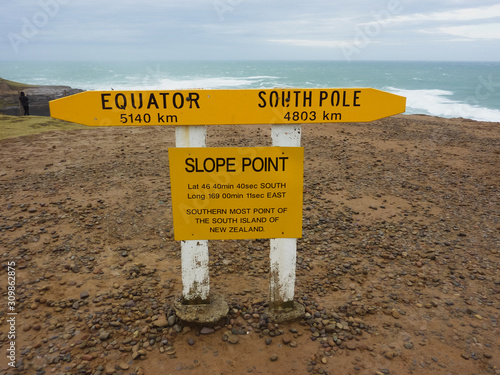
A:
[0, 114, 499, 375]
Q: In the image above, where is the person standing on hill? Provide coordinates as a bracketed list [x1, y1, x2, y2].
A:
[19, 92, 29, 115]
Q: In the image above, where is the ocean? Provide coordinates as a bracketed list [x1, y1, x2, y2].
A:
[1, 60, 499, 122]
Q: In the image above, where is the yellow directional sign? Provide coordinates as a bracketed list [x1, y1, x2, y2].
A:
[169, 147, 304, 240]
[50, 88, 406, 126]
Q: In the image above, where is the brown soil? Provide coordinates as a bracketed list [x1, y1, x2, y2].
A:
[0, 114, 499, 375]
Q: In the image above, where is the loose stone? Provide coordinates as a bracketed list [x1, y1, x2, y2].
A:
[168, 315, 176, 326]
[99, 331, 111, 341]
[80, 291, 90, 299]
[201, 327, 215, 335]
[346, 342, 356, 350]
[404, 342, 414, 349]
[152, 316, 168, 328]
[227, 334, 239, 344]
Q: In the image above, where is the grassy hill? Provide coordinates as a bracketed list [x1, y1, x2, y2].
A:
[0, 77, 36, 92]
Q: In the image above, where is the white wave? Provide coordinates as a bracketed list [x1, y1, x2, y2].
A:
[247, 75, 280, 79]
[386, 87, 500, 123]
[88, 76, 274, 91]
[155, 77, 257, 90]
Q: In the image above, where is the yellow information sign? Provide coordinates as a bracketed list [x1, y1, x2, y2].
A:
[169, 147, 304, 240]
[50, 88, 405, 126]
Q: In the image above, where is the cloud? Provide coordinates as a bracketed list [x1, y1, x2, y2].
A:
[376, 3, 500, 25]
[439, 23, 500, 40]
[267, 39, 348, 48]
[1, 0, 499, 60]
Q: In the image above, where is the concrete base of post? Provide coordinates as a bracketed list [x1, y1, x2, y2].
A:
[265, 301, 306, 323]
[174, 293, 229, 326]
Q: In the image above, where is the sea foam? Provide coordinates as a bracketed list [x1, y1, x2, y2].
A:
[387, 87, 500, 123]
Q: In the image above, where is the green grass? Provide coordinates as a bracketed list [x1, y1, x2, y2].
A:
[0, 98, 12, 108]
[0, 77, 36, 91]
[0, 78, 91, 139]
[0, 114, 88, 140]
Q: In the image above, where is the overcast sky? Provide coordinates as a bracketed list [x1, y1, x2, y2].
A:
[1, 0, 500, 61]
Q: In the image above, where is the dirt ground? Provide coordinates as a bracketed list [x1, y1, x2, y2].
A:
[0, 114, 499, 375]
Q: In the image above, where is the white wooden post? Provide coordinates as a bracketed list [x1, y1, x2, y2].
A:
[270, 124, 301, 309]
[175, 125, 210, 304]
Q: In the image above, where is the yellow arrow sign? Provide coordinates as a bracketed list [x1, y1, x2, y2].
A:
[50, 88, 405, 126]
